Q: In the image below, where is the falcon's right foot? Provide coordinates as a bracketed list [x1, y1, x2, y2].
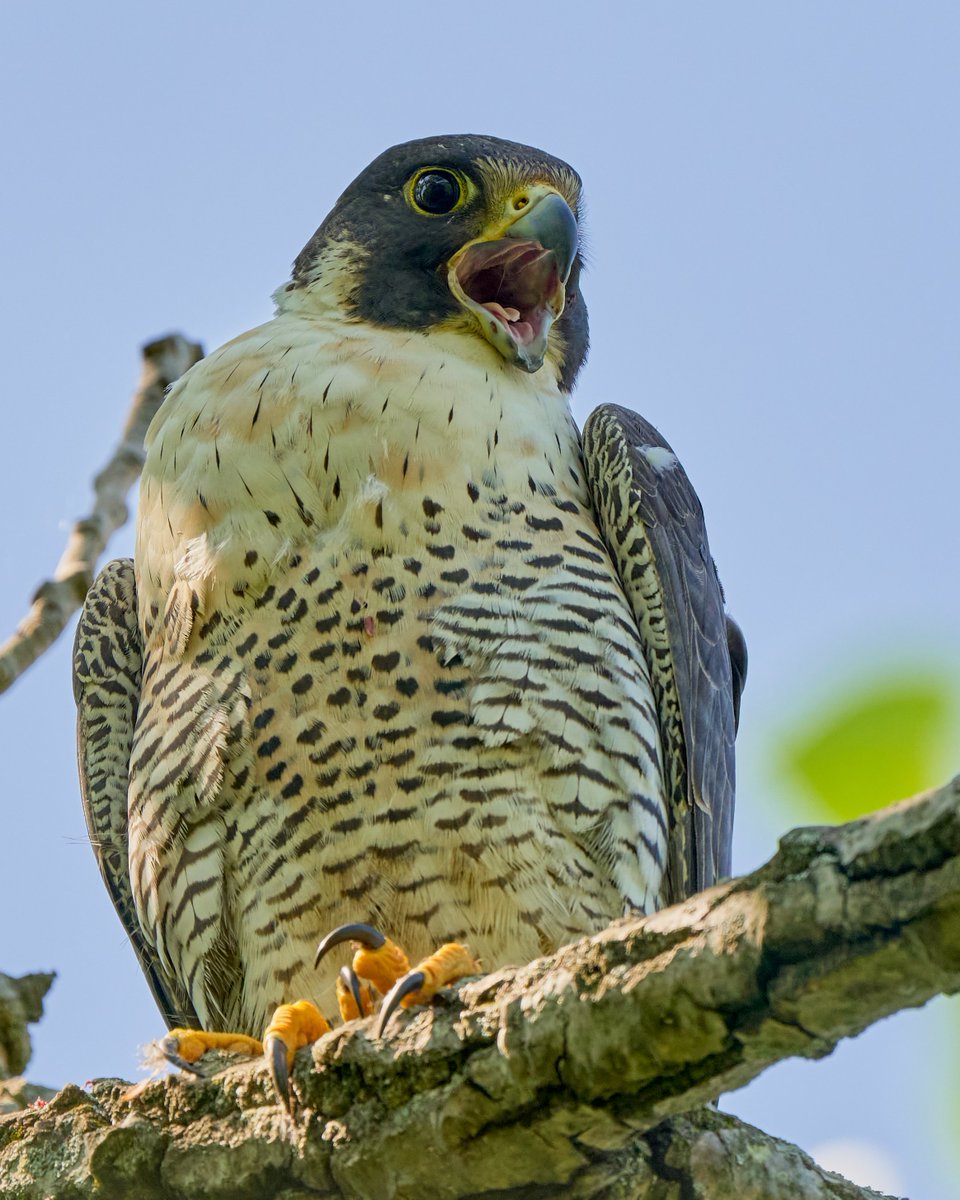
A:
[161, 1028, 264, 1073]
[162, 1000, 332, 1112]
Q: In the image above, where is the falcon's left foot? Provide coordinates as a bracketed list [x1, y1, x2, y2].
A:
[315, 922, 479, 1038]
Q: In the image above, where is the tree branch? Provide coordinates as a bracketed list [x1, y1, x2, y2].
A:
[0, 971, 55, 1080]
[0, 973, 56, 1118]
[5, 775, 956, 1198]
[0, 334, 202, 695]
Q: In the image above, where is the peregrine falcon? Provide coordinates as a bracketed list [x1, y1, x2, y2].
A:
[73, 134, 745, 1093]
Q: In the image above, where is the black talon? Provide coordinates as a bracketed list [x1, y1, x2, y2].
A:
[314, 921, 385, 968]
[340, 965, 365, 1016]
[375, 970, 426, 1039]
[160, 1036, 205, 1076]
[264, 1034, 291, 1112]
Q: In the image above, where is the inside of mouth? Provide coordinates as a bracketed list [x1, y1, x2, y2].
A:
[454, 239, 560, 347]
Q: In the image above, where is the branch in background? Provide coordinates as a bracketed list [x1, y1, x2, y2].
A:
[0, 971, 57, 1118]
[0, 334, 202, 695]
[0, 972, 55, 1080]
[3, 776, 956, 1198]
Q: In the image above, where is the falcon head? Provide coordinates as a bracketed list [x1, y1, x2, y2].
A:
[281, 134, 589, 391]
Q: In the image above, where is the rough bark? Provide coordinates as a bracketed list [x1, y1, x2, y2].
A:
[5, 774, 957, 1199]
[0, 334, 202, 695]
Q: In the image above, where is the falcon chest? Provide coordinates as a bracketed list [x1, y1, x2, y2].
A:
[132, 314, 666, 1025]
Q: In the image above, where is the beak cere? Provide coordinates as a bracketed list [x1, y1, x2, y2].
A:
[449, 191, 579, 373]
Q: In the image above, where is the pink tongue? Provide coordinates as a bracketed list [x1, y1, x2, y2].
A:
[483, 302, 536, 345]
[485, 302, 521, 323]
[510, 321, 535, 344]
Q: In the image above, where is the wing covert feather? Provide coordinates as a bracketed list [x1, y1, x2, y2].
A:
[73, 558, 199, 1030]
[581, 405, 744, 901]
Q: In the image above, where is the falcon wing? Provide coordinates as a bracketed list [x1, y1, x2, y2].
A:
[581, 405, 746, 902]
[73, 558, 199, 1030]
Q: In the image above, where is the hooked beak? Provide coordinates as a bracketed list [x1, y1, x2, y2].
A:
[448, 189, 579, 373]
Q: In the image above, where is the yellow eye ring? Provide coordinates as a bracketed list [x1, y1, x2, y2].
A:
[406, 167, 469, 216]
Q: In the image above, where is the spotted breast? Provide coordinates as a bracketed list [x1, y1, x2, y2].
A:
[129, 312, 666, 1035]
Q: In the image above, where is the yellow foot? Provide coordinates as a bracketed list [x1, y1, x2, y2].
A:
[262, 1000, 332, 1110]
[162, 1001, 331, 1112]
[161, 1028, 264, 1073]
[335, 964, 378, 1022]
[315, 922, 480, 1038]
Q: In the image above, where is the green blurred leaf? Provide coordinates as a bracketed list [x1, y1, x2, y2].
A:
[782, 674, 955, 822]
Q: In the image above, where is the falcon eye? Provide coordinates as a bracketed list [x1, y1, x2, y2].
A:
[409, 169, 464, 215]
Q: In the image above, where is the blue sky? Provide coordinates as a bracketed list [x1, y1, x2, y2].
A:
[1, 4, 957, 1195]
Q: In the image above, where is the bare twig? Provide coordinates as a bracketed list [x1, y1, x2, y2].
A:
[0, 334, 202, 695]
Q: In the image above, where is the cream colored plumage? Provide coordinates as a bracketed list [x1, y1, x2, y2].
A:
[74, 134, 742, 1042]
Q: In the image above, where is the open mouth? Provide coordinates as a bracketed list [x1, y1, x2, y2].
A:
[449, 237, 566, 373]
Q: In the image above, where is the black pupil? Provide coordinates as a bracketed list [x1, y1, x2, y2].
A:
[414, 171, 460, 214]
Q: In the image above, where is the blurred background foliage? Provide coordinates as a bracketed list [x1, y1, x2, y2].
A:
[780, 669, 958, 823]
[762, 660, 960, 1188]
